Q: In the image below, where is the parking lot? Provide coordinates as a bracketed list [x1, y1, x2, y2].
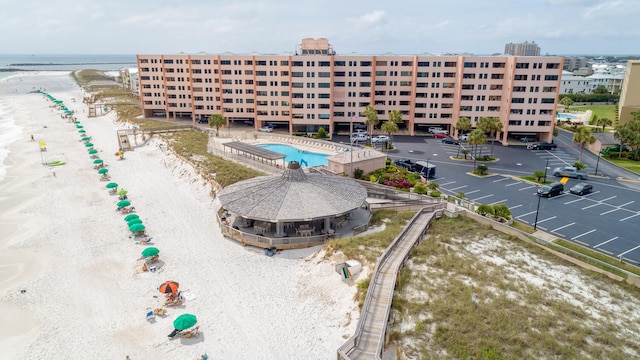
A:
[371, 134, 640, 265]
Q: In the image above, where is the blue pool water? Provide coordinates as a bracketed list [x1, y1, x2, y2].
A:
[259, 144, 329, 166]
[556, 113, 577, 119]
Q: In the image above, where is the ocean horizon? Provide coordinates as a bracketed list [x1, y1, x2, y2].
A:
[0, 55, 136, 181]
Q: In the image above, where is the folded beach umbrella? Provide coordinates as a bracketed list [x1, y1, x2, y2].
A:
[105, 182, 118, 189]
[141, 247, 159, 257]
[127, 219, 142, 227]
[124, 213, 139, 221]
[159, 281, 179, 294]
[117, 200, 131, 208]
[74, 121, 81, 124]
[97, 168, 109, 174]
[85, 143, 94, 148]
[78, 129, 86, 133]
[75, 125, 83, 129]
[129, 223, 145, 233]
[82, 137, 91, 141]
[173, 314, 197, 331]
[93, 159, 103, 165]
[88, 149, 98, 155]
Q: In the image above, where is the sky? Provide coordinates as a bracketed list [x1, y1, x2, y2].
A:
[1, 0, 638, 56]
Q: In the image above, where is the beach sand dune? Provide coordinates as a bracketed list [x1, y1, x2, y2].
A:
[0, 73, 358, 359]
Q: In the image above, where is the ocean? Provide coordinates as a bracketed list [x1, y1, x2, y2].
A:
[0, 54, 136, 181]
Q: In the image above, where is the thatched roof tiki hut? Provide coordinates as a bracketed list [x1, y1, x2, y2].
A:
[218, 161, 368, 245]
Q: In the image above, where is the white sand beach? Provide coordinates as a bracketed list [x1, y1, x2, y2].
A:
[0, 72, 359, 359]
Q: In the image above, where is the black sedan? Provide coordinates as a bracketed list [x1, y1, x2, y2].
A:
[441, 137, 459, 145]
[569, 182, 593, 196]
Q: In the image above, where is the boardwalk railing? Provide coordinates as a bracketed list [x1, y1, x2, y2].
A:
[338, 204, 445, 359]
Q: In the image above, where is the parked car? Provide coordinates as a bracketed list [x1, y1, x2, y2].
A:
[553, 166, 587, 180]
[428, 127, 449, 135]
[527, 142, 557, 150]
[258, 127, 273, 132]
[519, 136, 538, 143]
[243, 120, 254, 126]
[442, 137, 459, 145]
[394, 159, 416, 172]
[371, 135, 390, 144]
[459, 133, 469, 141]
[350, 133, 369, 142]
[537, 182, 564, 197]
[570, 182, 593, 196]
[433, 132, 449, 139]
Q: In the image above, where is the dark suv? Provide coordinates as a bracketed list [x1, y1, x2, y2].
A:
[537, 182, 564, 197]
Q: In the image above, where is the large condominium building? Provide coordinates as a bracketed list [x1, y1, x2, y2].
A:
[504, 41, 541, 56]
[619, 60, 640, 125]
[137, 38, 563, 144]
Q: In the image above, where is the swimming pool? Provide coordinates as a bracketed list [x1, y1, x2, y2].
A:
[259, 143, 329, 166]
[556, 113, 577, 119]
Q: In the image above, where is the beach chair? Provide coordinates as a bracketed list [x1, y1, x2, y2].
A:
[135, 237, 153, 245]
[146, 310, 155, 322]
[179, 326, 200, 339]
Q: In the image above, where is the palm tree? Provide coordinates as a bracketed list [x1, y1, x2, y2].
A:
[208, 114, 227, 136]
[388, 109, 403, 126]
[468, 129, 486, 168]
[455, 117, 472, 158]
[596, 117, 613, 132]
[477, 117, 503, 157]
[572, 126, 596, 162]
[363, 105, 379, 141]
[380, 121, 398, 151]
[559, 96, 574, 112]
[615, 117, 640, 160]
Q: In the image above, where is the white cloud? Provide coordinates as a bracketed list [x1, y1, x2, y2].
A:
[359, 10, 386, 24]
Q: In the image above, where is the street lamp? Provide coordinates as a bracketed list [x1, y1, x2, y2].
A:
[595, 147, 602, 176]
[425, 157, 430, 185]
[535, 157, 549, 231]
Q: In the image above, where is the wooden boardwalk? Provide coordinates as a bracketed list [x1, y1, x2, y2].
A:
[339, 207, 442, 359]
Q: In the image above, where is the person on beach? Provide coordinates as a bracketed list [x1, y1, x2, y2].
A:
[31, 134, 34, 141]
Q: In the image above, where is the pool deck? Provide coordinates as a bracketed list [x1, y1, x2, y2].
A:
[556, 110, 592, 124]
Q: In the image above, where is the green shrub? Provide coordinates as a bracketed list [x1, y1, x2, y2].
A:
[414, 182, 428, 194]
[474, 164, 489, 175]
[317, 127, 328, 138]
[573, 162, 586, 170]
[354, 168, 364, 179]
[476, 204, 494, 216]
[492, 203, 512, 219]
[430, 191, 441, 198]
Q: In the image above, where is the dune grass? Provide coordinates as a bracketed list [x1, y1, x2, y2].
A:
[389, 216, 640, 359]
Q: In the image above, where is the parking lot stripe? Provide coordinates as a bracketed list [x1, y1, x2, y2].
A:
[551, 222, 575, 233]
[620, 213, 640, 222]
[618, 244, 640, 257]
[465, 190, 480, 195]
[471, 194, 493, 202]
[535, 216, 557, 224]
[439, 181, 456, 186]
[582, 203, 603, 210]
[516, 210, 537, 219]
[600, 196, 618, 202]
[488, 199, 507, 205]
[449, 185, 468, 191]
[594, 236, 618, 248]
[571, 229, 596, 240]
[600, 208, 621, 215]
[518, 185, 536, 191]
[625, 258, 640, 265]
[504, 182, 522, 187]
[564, 198, 585, 205]
[492, 177, 509, 183]
[510, 204, 523, 209]
[619, 201, 635, 208]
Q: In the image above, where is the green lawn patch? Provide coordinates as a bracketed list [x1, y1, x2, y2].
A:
[571, 104, 617, 123]
[604, 157, 640, 175]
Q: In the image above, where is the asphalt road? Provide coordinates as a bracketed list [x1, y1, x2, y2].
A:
[332, 134, 640, 265]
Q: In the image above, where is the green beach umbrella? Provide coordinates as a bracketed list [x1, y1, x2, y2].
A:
[82, 136, 91, 141]
[129, 223, 145, 232]
[173, 314, 197, 331]
[105, 182, 118, 189]
[88, 149, 98, 155]
[76, 125, 83, 129]
[74, 121, 81, 124]
[85, 143, 94, 147]
[117, 200, 131, 208]
[93, 159, 103, 164]
[78, 129, 86, 133]
[141, 247, 159, 257]
[117, 189, 128, 196]
[127, 219, 142, 227]
[124, 213, 139, 221]
[97, 168, 109, 174]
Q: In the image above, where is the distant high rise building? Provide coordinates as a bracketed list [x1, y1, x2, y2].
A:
[504, 41, 541, 56]
[563, 56, 588, 71]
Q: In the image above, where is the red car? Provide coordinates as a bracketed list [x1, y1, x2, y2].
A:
[433, 132, 449, 139]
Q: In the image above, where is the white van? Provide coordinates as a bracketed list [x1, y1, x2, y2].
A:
[428, 127, 448, 135]
[350, 133, 369, 142]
